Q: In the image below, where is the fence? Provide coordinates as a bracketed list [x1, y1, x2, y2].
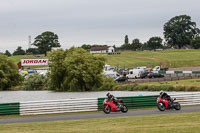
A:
[0, 103, 20, 116]
[169, 92, 200, 106]
[1, 92, 200, 116]
[160, 71, 200, 79]
[20, 98, 98, 115]
[160, 71, 200, 74]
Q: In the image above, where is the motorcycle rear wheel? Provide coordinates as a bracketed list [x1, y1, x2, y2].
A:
[173, 102, 181, 110]
[103, 105, 111, 114]
[157, 102, 165, 111]
[121, 105, 128, 113]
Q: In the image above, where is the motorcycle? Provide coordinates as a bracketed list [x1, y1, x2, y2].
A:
[157, 96, 181, 111]
[102, 98, 128, 114]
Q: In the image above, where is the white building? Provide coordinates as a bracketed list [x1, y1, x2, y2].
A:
[90, 46, 115, 54]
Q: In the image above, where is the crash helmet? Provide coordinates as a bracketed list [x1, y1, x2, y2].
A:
[106, 92, 111, 97]
[160, 90, 164, 95]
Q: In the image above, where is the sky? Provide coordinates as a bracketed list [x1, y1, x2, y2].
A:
[0, 0, 200, 53]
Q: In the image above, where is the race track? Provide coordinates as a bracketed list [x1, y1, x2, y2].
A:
[1, 106, 200, 124]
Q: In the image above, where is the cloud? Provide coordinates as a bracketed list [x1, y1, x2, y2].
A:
[0, 0, 200, 52]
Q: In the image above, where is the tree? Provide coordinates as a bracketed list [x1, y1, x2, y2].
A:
[26, 48, 40, 55]
[48, 47, 105, 91]
[4, 50, 11, 56]
[131, 38, 142, 50]
[147, 37, 163, 50]
[22, 73, 48, 90]
[191, 36, 200, 49]
[124, 35, 129, 44]
[48, 49, 67, 90]
[33, 31, 60, 56]
[0, 54, 23, 90]
[81, 44, 92, 51]
[13, 46, 25, 55]
[120, 35, 131, 50]
[140, 42, 148, 50]
[164, 15, 200, 49]
[120, 43, 131, 50]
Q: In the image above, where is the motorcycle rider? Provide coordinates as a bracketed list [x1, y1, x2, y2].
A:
[106, 93, 119, 107]
[160, 90, 173, 106]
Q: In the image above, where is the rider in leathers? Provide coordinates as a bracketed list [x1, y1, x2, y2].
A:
[106, 93, 119, 106]
[160, 90, 173, 106]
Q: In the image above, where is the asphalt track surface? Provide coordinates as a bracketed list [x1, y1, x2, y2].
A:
[1, 106, 200, 124]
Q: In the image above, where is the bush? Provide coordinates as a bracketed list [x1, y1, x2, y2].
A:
[22, 73, 48, 90]
[97, 76, 117, 91]
[48, 48, 105, 91]
[0, 54, 23, 90]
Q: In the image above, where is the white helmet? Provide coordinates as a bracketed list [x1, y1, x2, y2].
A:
[106, 92, 111, 97]
[160, 90, 164, 95]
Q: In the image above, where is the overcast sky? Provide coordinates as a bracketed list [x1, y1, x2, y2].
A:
[0, 0, 199, 53]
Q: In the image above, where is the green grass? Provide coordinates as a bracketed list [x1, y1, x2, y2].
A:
[1, 112, 200, 133]
[105, 54, 160, 68]
[115, 78, 200, 91]
[138, 78, 200, 87]
[8, 49, 200, 68]
[103, 49, 200, 68]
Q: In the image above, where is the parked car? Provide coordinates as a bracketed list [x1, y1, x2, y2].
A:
[135, 66, 148, 71]
[115, 76, 128, 82]
[140, 71, 149, 79]
[105, 71, 127, 82]
[152, 66, 168, 72]
[104, 71, 120, 79]
[118, 68, 128, 75]
[147, 72, 164, 78]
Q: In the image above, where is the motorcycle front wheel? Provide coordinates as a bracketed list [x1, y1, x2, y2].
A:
[103, 105, 111, 114]
[173, 102, 181, 110]
[120, 105, 128, 113]
[157, 102, 165, 111]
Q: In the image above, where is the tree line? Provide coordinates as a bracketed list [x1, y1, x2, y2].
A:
[4, 31, 60, 56]
[80, 14, 200, 51]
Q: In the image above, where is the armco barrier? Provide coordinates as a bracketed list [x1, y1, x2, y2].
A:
[1, 92, 200, 116]
[98, 95, 159, 111]
[0, 103, 20, 116]
[20, 98, 98, 115]
[170, 92, 200, 106]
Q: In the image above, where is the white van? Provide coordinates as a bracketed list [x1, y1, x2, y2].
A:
[126, 69, 144, 79]
[104, 71, 120, 79]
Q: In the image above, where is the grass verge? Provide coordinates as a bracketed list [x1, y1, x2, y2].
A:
[0, 112, 200, 133]
[138, 78, 200, 87]
[114, 79, 200, 91]
[1, 105, 200, 119]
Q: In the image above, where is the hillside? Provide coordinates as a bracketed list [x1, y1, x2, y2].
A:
[8, 49, 200, 69]
[103, 49, 200, 68]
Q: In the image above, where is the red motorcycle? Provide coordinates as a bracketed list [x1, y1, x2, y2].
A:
[102, 98, 128, 114]
[157, 97, 181, 111]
